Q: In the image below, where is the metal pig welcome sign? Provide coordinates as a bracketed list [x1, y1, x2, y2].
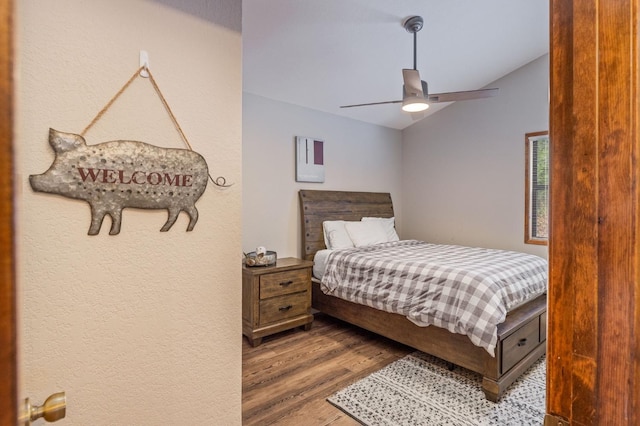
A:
[29, 129, 209, 235]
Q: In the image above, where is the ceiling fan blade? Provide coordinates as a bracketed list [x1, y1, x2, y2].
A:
[402, 69, 424, 97]
[427, 88, 498, 103]
[340, 100, 402, 108]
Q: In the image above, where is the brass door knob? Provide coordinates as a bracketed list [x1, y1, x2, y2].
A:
[20, 392, 66, 425]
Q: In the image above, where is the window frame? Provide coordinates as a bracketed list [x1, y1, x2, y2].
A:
[525, 131, 549, 245]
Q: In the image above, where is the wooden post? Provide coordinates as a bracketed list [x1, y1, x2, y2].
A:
[548, 0, 640, 424]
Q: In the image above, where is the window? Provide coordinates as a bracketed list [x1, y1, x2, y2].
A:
[525, 131, 549, 245]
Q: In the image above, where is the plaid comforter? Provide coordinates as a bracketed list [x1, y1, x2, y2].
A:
[320, 240, 547, 356]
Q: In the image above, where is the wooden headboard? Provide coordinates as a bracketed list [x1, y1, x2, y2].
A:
[299, 190, 394, 261]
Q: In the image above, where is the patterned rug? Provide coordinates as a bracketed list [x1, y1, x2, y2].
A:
[328, 352, 545, 426]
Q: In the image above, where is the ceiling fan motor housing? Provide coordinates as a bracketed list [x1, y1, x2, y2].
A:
[402, 80, 428, 99]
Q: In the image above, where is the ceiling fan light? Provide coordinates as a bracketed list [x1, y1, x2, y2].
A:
[402, 97, 429, 112]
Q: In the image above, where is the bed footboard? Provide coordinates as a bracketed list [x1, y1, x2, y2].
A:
[312, 281, 546, 402]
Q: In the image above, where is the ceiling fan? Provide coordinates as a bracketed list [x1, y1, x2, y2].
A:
[340, 16, 498, 114]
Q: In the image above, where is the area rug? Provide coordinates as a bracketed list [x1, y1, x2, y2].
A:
[328, 352, 545, 426]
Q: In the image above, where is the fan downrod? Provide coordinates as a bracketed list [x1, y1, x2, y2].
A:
[403, 16, 423, 34]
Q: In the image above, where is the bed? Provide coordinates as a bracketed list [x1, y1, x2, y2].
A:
[299, 189, 547, 402]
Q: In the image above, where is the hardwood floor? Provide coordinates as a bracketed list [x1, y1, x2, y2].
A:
[242, 312, 413, 425]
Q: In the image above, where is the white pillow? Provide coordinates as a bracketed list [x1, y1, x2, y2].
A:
[362, 217, 400, 242]
[344, 221, 388, 247]
[322, 220, 356, 250]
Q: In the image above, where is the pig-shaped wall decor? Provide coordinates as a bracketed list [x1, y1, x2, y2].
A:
[29, 129, 209, 235]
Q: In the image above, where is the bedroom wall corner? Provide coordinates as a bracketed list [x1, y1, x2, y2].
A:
[401, 54, 549, 258]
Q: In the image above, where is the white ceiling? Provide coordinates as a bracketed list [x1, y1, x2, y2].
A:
[242, 1, 549, 130]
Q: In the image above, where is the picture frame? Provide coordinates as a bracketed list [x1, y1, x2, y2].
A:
[295, 136, 324, 183]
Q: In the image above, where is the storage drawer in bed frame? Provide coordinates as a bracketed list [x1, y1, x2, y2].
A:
[495, 295, 547, 375]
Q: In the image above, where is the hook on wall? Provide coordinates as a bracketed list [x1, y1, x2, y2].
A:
[139, 50, 149, 78]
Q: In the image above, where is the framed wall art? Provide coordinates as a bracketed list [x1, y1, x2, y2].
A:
[295, 136, 324, 183]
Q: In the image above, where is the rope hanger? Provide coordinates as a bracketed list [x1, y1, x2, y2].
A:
[81, 65, 231, 188]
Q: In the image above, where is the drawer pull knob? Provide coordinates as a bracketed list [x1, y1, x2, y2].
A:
[279, 280, 294, 286]
[517, 338, 527, 347]
[279, 305, 293, 312]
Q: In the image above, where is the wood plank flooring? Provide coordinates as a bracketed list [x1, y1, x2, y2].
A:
[242, 313, 413, 425]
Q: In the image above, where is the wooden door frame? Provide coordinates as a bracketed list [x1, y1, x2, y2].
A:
[0, 0, 16, 425]
[546, 0, 640, 424]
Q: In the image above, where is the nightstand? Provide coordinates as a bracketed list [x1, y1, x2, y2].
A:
[242, 257, 314, 347]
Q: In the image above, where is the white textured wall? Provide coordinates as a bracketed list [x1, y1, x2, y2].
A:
[242, 93, 402, 258]
[15, 1, 242, 424]
[402, 55, 549, 258]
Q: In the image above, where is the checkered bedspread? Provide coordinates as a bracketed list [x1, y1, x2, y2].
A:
[320, 240, 547, 356]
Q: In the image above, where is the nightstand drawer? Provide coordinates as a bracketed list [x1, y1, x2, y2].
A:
[260, 269, 309, 299]
[501, 317, 540, 373]
[259, 291, 310, 325]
